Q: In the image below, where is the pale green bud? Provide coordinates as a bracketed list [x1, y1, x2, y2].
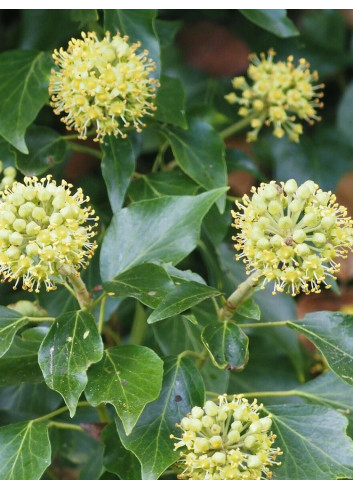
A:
[6, 245, 20, 260]
[227, 430, 240, 444]
[3, 166, 16, 178]
[244, 435, 257, 449]
[32, 207, 47, 221]
[13, 219, 27, 232]
[247, 455, 261, 468]
[296, 243, 311, 256]
[9, 232, 23, 246]
[312, 233, 326, 247]
[209, 435, 223, 449]
[26, 221, 41, 235]
[180, 417, 191, 430]
[284, 179, 298, 194]
[263, 184, 278, 200]
[257, 237, 270, 250]
[270, 234, 284, 247]
[321, 216, 336, 230]
[191, 406, 204, 419]
[194, 438, 210, 453]
[268, 200, 282, 216]
[289, 198, 304, 213]
[293, 229, 306, 243]
[210, 424, 221, 434]
[278, 216, 292, 229]
[204, 401, 218, 417]
[201, 415, 214, 428]
[212, 452, 226, 465]
[26, 243, 40, 257]
[296, 183, 311, 200]
[188, 418, 202, 432]
[19, 202, 35, 218]
[23, 186, 36, 201]
[302, 213, 318, 227]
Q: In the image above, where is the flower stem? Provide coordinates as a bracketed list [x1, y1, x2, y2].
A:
[48, 421, 85, 432]
[58, 265, 92, 310]
[33, 401, 92, 423]
[98, 295, 107, 334]
[238, 321, 287, 329]
[68, 142, 101, 159]
[219, 116, 253, 139]
[26, 316, 55, 323]
[218, 270, 263, 320]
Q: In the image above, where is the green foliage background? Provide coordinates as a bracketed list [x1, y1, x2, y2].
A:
[1, 8, 353, 480]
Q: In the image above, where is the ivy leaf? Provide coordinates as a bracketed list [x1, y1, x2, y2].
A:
[103, 9, 161, 78]
[236, 298, 261, 320]
[102, 423, 141, 479]
[162, 118, 227, 212]
[85, 345, 163, 435]
[0, 421, 51, 480]
[337, 81, 353, 142]
[38, 311, 104, 417]
[100, 188, 226, 282]
[101, 136, 135, 213]
[103, 263, 175, 309]
[15, 125, 69, 176]
[152, 315, 203, 356]
[239, 9, 299, 38]
[71, 9, 98, 23]
[268, 404, 353, 479]
[201, 320, 249, 370]
[287, 312, 353, 386]
[154, 75, 187, 129]
[0, 306, 29, 358]
[116, 356, 205, 480]
[0, 50, 52, 153]
[162, 264, 206, 285]
[148, 281, 221, 323]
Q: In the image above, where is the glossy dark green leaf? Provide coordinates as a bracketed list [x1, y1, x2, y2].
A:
[148, 281, 220, 323]
[154, 75, 187, 129]
[100, 188, 226, 282]
[102, 423, 141, 479]
[15, 125, 68, 176]
[162, 118, 227, 212]
[269, 404, 353, 480]
[152, 315, 203, 356]
[236, 298, 261, 320]
[0, 50, 52, 153]
[0, 421, 51, 480]
[103, 9, 161, 78]
[287, 312, 353, 386]
[162, 264, 206, 285]
[128, 170, 199, 202]
[0, 327, 46, 386]
[116, 356, 205, 480]
[156, 19, 182, 47]
[101, 136, 135, 213]
[79, 445, 104, 480]
[85, 345, 163, 435]
[71, 9, 99, 23]
[201, 320, 249, 370]
[103, 263, 175, 308]
[239, 9, 299, 38]
[0, 306, 29, 358]
[38, 311, 103, 416]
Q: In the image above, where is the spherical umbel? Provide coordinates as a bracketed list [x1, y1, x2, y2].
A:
[172, 395, 281, 480]
[225, 49, 324, 142]
[49, 31, 159, 142]
[0, 176, 98, 292]
[232, 179, 353, 296]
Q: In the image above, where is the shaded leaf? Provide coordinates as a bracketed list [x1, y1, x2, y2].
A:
[152, 315, 203, 356]
[269, 404, 353, 480]
[116, 356, 205, 480]
[0, 50, 52, 153]
[154, 75, 187, 129]
[0, 421, 51, 480]
[71, 9, 98, 23]
[236, 298, 261, 320]
[337, 81, 353, 143]
[103, 263, 175, 308]
[0, 306, 29, 358]
[162, 118, 227, 212]
[101, 136, 135, 213]
[38, 311, 103, 416]
[239, 9, 299, 38]
[201, 320, 249, 370]
[148, 281, 220, 323]
[102, 423, 141, 479]
[100, 188, 226, 282]
[104, 9, 161, 78]
[162, 264, 206, 285]
[85, 345, 163, 435]
[15, 125, 68, 176]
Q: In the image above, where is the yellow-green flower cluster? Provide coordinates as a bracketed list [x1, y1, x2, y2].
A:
[225, 49, 324, 142]
[0, 162, 16, 192]
[49, 31, 159, 142]
[232, 179, 353, 296]
[172, 395, 281, 480]
[0, 176, 98, 292]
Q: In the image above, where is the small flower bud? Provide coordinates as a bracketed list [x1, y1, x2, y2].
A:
[191, 407, 204, 419]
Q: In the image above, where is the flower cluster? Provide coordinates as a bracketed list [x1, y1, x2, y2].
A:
[225, 49, 324, 142]
[0, 176, 98, 292]
[172, 395, 281, 480]
[49, 31, 159, 142]
[232, 179, 353, 296]
[0, 162, 16, 192]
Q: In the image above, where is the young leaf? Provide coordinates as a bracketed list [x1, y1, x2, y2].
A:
[239, 9, 299, 38]
[116, 356, 205, 480]
[85, 345, 163, 435]
[100, 188, 226, 282]
[154, 75, 187, 129]
[0, 306, 29, 358]
[101, 136, 135, 213]
[102, 423, 141, 480]
[103, 9, 161, 78]
[103, 263, 175, 309]
[147, 281, 221, 323]
[15, 125, 69, 176]
[38, 311, 103, 417]
[0, 50, 52, 153]
[162, 118, 227, 212]
[287, 312, 353, 386]
[0, 421, 51, 480]
[268, 404, 353, 480]
[201, 320, 249, 370]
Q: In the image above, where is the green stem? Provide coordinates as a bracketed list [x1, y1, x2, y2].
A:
[97, 404, 111, 423]
[98, 295, 107, 334]
[68, 142, 101, 159]
[48, 421, 85, 433]
[219, 116, 253, 139]
[129, 302, 147, 345]
[33, 401, 91, 423]
[58, 265, 92, 310]
[91, 291, 108, 310]
[62, 280, 77, 299]
[238, 320, 287, 329]
[195, 348, 209, 370]
[26, 316, 55, 323]
[218, 270, 263, 320]
[178, 350, 204, 360]
[152, 140, 169, 172]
